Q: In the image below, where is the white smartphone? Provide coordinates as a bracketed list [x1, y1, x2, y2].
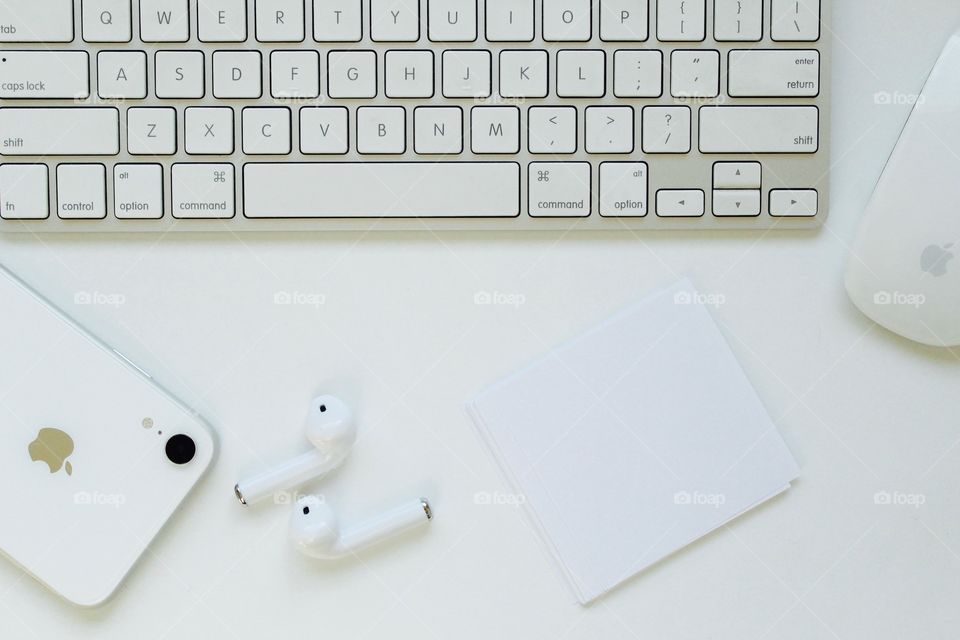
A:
[0, 264, 216, 607]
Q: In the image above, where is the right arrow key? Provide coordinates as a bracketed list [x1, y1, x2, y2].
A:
[770, 189, 819, 217]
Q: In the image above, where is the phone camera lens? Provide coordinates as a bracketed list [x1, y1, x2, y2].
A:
[165, 434, 196, 465]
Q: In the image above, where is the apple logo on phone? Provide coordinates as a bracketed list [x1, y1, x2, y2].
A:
[921, 243, 954, 277]
[28, 428, 74, 476]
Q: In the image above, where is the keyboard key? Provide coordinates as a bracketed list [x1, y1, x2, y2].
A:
[585, 106, 633, 154]
[0, 0, 73, 42]
[543, 0, 591, 41]
[670, 50, 719, 98]
[371, 0, 420, 41]
[656, 189, 703, 217]
[557, 50, 605, 97]
[57, 164, 106, 219]
[213, 50, 262, 98]
[499, 50, 548, 98]
[714, 0, 762, 41]
[527, 106, 577, 154]
[485, 0, 534, 42]
[413, 106, 463, 154]
[641, 106, 690, 153]
[471, 106, 520, 154]
[528, 162, 591, 217]
[356, 106, 406, 154]
[728, 50, 820, 97]
[0, 164, 48, 219]
[242, 162, 521, 217]
[712, 189, 760, 216]
[599, 161, 648, 216]
[600, 0, 649, 41]
[186, 106, 235, 154]
[385, 50, 435, 98]
[140, 0, 189, 42]
[242, 107, 292, 155]
[327, 50, 377, 98]
[613, 50, 662, 97]
[770, 189, 818, 217]
[113, 164, 163, 220]
[155, 51, 205, 98]
[128, 107, 177, 155]
[771, 0, 820, 41]
[198, 0, 247, 42]
[82, 0, 133, 42]
[442, 50, 491, 97]
[713, 162, 761, 189]
[114, 163, 163, 218]
[0, 108, 120, 156]
[172, 163, 235, 219]
[0, 51, 89, 99]
[699, 106, 819, 153]
[313, 0, 362, 41]
[255, 0, 305, 42]
[657, 0, 705, 41]
[428, 0, 477, 42]
[98, 51, 147, 99]
[299, 107, 349, 154]
[271, 50, 320, 98]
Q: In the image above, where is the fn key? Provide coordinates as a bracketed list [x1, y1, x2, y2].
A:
[0, 164, 48, 219]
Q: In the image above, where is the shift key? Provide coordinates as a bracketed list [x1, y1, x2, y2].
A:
[699, 107, 819, 153]
[0, 108, 119, 156]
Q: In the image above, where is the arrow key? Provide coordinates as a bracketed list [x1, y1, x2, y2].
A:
[656, 189, 704, 217]
[770, 189, 818, 217]
[713, 189, 761, 217]
[713, 162, 761, 189]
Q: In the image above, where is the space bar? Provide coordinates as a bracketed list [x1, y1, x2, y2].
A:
[243, 162, 521, 218]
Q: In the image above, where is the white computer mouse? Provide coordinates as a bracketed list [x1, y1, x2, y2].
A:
[845, 33, 960, 347]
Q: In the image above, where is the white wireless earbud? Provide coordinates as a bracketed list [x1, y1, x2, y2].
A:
[234, 395, 357, 505]
[290, 495, 432, 559]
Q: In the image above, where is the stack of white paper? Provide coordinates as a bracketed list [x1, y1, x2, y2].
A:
[467, 280, 799, 603]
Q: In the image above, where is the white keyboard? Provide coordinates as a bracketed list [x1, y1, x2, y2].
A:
[0, 0, 830, 232]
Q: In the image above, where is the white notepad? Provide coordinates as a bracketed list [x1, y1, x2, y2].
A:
[467, 279, 799, 603]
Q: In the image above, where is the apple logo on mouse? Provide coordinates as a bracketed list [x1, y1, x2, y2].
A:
[920, 243, 954, 277]
[28, 427, 75, 476]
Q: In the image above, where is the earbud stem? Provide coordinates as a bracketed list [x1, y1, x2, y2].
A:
[338, 498, 432, 554]
[235, 450, 339, 505]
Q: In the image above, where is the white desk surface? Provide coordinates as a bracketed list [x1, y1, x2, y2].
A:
[2, 3, 960, 638]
